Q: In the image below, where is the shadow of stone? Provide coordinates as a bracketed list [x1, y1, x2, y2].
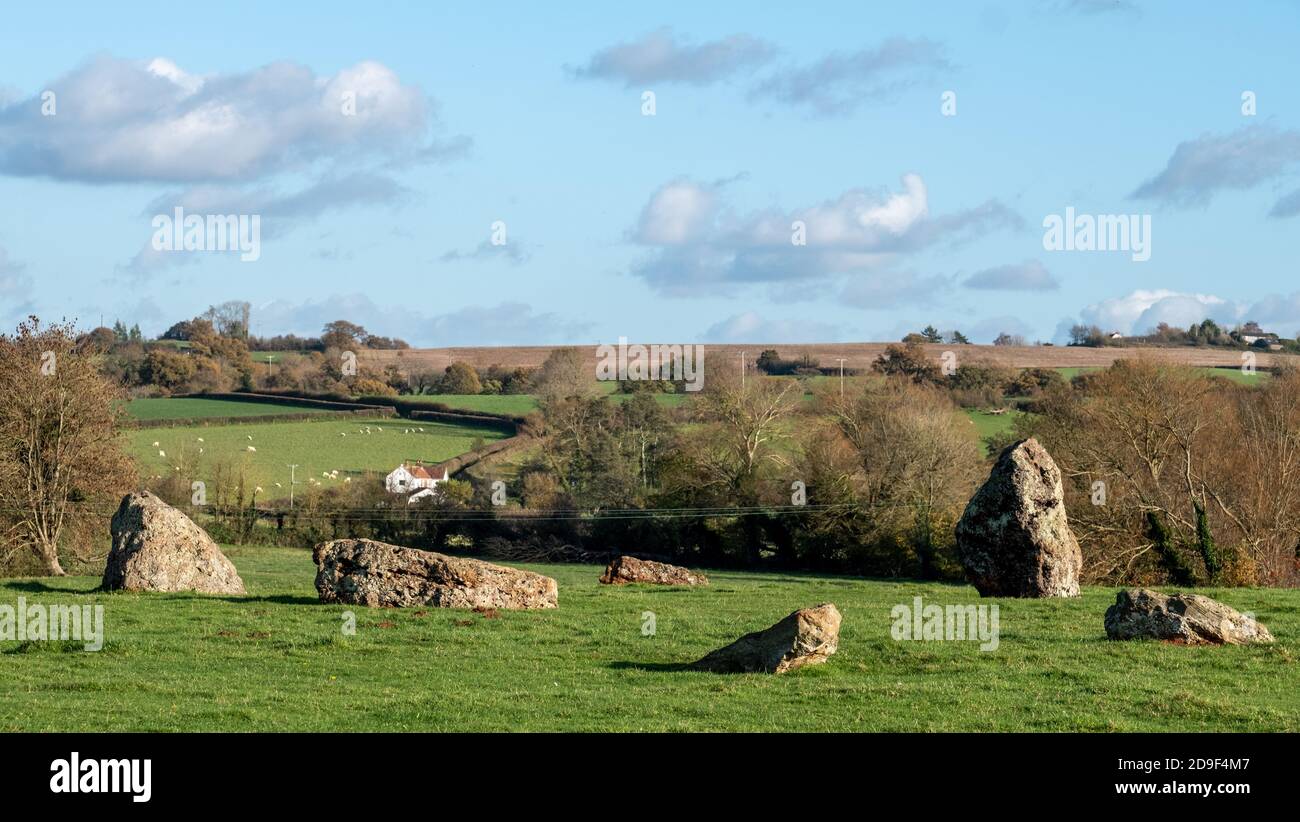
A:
[606, 660, 694, 673]
[1, 580, 96, 594]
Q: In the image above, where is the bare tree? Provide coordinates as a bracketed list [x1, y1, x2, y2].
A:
[532, 347, 598, 406]
[0, 318, 136, 575]
[808, 378, 983, 577]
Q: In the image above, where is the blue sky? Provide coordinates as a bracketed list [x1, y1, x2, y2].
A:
[1, 0, 1298, 346]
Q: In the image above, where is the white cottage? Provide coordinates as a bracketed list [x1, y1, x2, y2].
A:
[385, 463, 449, 494]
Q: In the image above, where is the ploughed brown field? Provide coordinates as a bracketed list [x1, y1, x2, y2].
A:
[358, 343, 1291, 374]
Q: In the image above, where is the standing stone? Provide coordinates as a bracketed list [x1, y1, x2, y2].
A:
[955, 438, 1082, 598]
[599, 555, 709, 586]
[103, 491, 246, 594]
[313, 538, 558, 609]
[1104, 588, 1273, 645]
[691, 603, 841, 674]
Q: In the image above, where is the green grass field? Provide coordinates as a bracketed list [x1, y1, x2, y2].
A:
[0, 546, 1294, 731]
[127, 418, 505, 497]
[125, 397, 337, 421]
[403, 391, 688, 414]
[402, 394, 540, 416]
[1056, 366, 1269, 384]
[963, 408, 1021, 444]
[250, 350, 308, 365]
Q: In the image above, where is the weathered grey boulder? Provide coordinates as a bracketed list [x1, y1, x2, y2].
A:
[955, 438, 1082, 598]
[313, 538, 557, 609]
[103, 491, 246, 594]
[599, 555, 708, 586]
[691, 603, 841, 674]
[1104, 588, 1273, 645]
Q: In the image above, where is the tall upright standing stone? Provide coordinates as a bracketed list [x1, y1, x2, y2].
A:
[104, 491, 246, 594]
[955, 438, 1082, 598]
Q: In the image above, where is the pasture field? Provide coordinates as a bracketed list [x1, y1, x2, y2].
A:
[1056, 365, 1269, 384]
[962, 408, 1021, 446]
[125, 397, 338, 421]
[250, 350, 308, 365]
[402, 393, 540, 416]
[127, 417, 505, 497]
[403, 390, 687, 414]
[0, 546, 1295, 732]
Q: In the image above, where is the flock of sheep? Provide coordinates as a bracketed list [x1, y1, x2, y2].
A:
[145, 423, 437, 493]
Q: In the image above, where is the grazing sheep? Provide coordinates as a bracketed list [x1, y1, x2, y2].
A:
[246, 445, 257, 452]
[158, 450, 166, 457]
[197, 437, 204, 443]
[151, 441, 160, 447]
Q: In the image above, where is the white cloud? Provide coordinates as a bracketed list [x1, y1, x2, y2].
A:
[963, 259, 1058, 291]
[749, 38, 951, 116]
[1130, 125, 1300, 209]
[439, 239, 531, 265]
[965, 315, 1038, 345]
[633, 179, 720, 245]
[570, 28, 776, 87]
[841, 269, 950, 308]
[1073, 289, 1238, 336]
[117, 172, 413, 278]
[0, 55, 446, 183]
[629, 173, 1020, 296]
[702, 311, 843, 343]
[253, 295, 592, 347]
[1242, 292, 1300, 337]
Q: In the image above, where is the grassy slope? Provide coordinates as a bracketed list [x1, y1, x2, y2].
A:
[127, 418, 505, 495]
[125, 397, 337, 421]
[0, 546, 1294, 732]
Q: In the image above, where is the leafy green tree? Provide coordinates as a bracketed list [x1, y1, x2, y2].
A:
[320, 320, 368, 350]
[440, 361, 482, 394]
[872, 342, 940, 384]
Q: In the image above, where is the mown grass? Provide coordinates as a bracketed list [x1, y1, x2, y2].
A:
[126, 418, 505, 497]
[125, 397, 338, 421]
[0, 547, 1294, 732]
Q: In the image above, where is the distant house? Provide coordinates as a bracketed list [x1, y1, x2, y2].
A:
[1241, 331, 1281, 347]
[385, 463, 449, 495]
[1108, 331, 1124, 340]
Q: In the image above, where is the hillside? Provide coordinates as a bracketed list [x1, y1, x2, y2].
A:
[358, 342, 1291, 374]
